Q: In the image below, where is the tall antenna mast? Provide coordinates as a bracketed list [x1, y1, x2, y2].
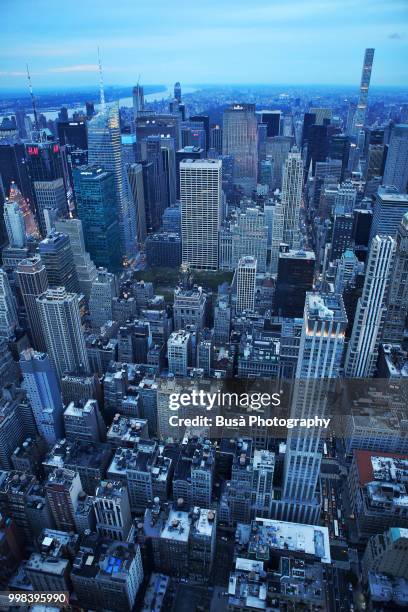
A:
[26, 64, 39, 132]
[97, 47, 106, 110]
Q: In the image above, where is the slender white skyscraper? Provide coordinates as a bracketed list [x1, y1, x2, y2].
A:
[222, 104, 258, 194]
[353, 48, 375, 134]
[236, 256, 257, 314]
[88, 104, 137, 261]
[180, 159, 221, 270]
[3, 200, 26, 247]
[0, 268, 18, 339]
[281, 147, 303, 249]
[36, 287, 90, 379]
[282, 293, 347, 524]
[17, 256, 48, 352]
[345, 235, 395, 377]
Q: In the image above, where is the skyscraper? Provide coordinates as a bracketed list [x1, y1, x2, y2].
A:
[231, 208, 268, 273]
[281, 147, 303, 249]
[89, 270, 118, 329]
[17, 256, 48, 351]
[345, 235, 395, 377]
[0, 268, 18, 339]
[20, 349, 64, 446]
[3, 199, 26, 247]
[282, 293, 347, 524]
[73, 166, 121, 271]
[87, 104, 137, 261]
[382, 212, 408, 343]
[369, 186, 408, 244]
[383, 124, 408, 193]
[180, 159, 222, 270]
[236, 256, 257, 314]
[222, 104, 258, 194]
[54, 218, 98, 301]
[33, 178, 68, 236]
[353, 48, 375, 134]
[36, 287, 90, 379]
[174, 82, 181, 102]
[39, 231, 79, 293]
[132, 83, 144, 115]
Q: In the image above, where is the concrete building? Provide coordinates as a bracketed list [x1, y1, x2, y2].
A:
[93, 480, 132, 541]
[167, 330, 192, 376]
[236, 256, 257, 314]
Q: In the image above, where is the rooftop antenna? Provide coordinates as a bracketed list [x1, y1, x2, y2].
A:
[97, 47, 106, 110]
[26, 64, 39, 132]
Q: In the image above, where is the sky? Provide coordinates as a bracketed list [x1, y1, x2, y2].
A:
[1, 0, 407, 90]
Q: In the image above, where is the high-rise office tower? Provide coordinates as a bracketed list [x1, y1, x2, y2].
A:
[89, 270, 118, 329]
[236, 256, 257, 314]
[222, 104, 258, 194]
[132, 83, 144, 116]
[3, 199, 26, 247]
[274, 249, 315, 318]
[39, 230, 79, 294]
[265, 136, 293, 191]
[160, 135, 177, 207]
[36, 287, 90, 379]
[167, 330, 192, 376]
[382, 213, 408, 343]
[25, 141, 63, 182]
[353, 48, 375, 134]
[138, 135, 168, 228]
[33, 178, 68, 236]
[93, 481, 132, 541]
[73, 166, 121, 271]
[190, 115, 210, 153]
[231, 208, 268, 273]
[17, 256, 48, 351]
[259, 110, 281, 137]
[127, 163, 147, 247]
[281, 147, 304, 249]
[0, 268, 18, 339]
[345, 235, 395, 377]
[87, 104, 137, 261]
[369, 186, 408, 244]
[383, 124, 408, 193]
[54, 218, 97, 301]
[210, 125, 223, 154]
[19, 349, 64, 446]
[180, 159, 222, 270]
[174, 82, 181, 102]
[57, 120, 87, 150]
[45, 468, 82, 532]
[176, 146, 204, 198]
[282, 293, 347, 524]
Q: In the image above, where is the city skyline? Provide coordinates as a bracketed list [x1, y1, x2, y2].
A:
[1, 0, 408, 89]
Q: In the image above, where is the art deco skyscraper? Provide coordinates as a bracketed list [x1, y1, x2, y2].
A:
[236, 256, 257, 314]
[222, 104, 258, 194]
[383, 213, 408, 343]
[17, 256, 48, 351]
[39, 231, 79, 294]
[180, 159, 221, 270]
[345, 235, 395, 377]
[282, 293, 347, 524]
[281, 146, 304, 249]
[36, 287, 89, 379]
[87, 104, 137, 261]
[353, 48, 375, 134]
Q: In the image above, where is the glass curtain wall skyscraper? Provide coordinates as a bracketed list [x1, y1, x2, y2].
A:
[87, 104, 137, 262]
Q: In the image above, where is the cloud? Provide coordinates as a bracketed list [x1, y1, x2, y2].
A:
[388, 32, 404, 39]
[47, 64, 98, 73]
[0, 70, 27, 77]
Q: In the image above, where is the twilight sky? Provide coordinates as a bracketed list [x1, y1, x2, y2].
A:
[1, 0, 407, 89]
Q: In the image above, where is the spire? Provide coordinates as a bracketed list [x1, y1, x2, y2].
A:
[26, 64, 39, 132]
[97, 47, 106, 111]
